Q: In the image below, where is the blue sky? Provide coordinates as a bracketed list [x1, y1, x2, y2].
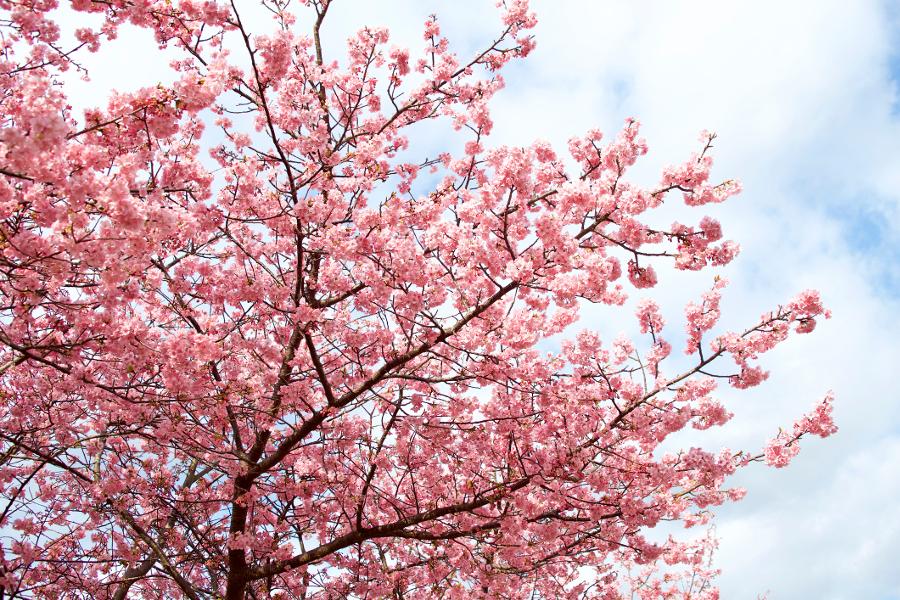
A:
[58, 0, 900, 597]
[500, 2, 900, 597]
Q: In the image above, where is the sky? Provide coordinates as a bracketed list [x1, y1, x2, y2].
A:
[498, 3, 900, 597]
[494, 3, 900, 597]
[56, 0, 900, 597]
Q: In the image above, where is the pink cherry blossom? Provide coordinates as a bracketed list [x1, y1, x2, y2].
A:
[0, 2, 834, 598]
[763, 392, 838, 468]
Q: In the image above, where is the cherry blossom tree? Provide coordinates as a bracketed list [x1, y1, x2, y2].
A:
[0, 0, 836, 598]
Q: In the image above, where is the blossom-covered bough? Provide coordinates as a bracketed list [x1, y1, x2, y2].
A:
[0, 0, 836, 598]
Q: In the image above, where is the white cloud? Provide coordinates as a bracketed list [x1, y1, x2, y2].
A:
[484, 1, 900, 597]
[717, 437, 900, 599]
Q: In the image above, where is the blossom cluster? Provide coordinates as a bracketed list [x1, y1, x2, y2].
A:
[0, 1, 834, 598]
